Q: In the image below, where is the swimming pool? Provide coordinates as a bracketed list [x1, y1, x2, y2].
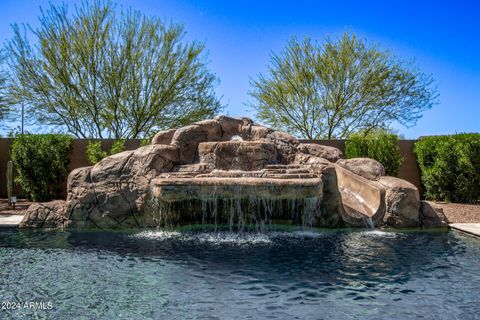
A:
[1, 228, 479, 319]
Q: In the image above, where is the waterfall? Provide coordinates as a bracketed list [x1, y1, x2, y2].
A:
[363, 217, 375, 229]
[152, 185, 323, 231]
[230, 135, 243, 141]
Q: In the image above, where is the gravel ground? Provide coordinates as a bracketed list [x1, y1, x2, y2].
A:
[0, 199, 32, 215]
[2, 199, 480, 223]
[436, 202, 480, 223]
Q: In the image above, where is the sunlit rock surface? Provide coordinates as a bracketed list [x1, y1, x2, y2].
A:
[20, 116, 430, 230]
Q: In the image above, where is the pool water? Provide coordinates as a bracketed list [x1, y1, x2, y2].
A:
[1, 228, 479, 319]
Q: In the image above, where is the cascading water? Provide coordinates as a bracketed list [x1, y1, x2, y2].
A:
[363, 217, 375, 229]
[230, 135, 243, 141]
[148, 135, 327, 232]
[151, 173, 324, 231]
[152, 189, 323, 231]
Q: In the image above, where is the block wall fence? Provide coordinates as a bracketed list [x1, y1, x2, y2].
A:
[0, 138, 423, 199]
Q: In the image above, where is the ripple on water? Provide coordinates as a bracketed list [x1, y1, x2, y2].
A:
[130, 229, 329, 246]
[0, 229, 479, 320]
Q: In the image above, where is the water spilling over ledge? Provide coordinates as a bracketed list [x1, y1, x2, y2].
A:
[151, 174, 323, 228]
[19, 116, 448, 230]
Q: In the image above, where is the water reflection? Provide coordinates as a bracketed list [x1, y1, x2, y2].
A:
[0, 227, 461, 286]
[1, 228, 479, 320]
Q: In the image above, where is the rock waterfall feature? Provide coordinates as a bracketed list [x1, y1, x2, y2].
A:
[20, 116, 447, 229]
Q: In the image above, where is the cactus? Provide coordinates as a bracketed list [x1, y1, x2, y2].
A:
[6, 160, 13, 206]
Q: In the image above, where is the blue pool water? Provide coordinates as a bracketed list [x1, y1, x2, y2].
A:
[1, 228, 479, 319]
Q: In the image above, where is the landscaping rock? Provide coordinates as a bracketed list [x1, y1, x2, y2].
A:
[20, 200, 67, 228]
[63, 144, 179, 228]
[198, 141, 277, 171]
[337, 158, 386, 180]
[151, 128, 177, 145]
[214, 115, 244, 140]
[297, 143, 344, 162]
[260, 130, 299, 163]
[172, 120, 222, 163]
[379, 176, 420, 228]
[420, 201, 449, 228]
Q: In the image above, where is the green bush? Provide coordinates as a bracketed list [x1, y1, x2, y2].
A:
[11, 134, 73, 201]
[345, 129, 403, 176]
[86, 141, 107, 165]
[86, 139, 126, 165]
[415, 134, 480, 203]
[140, 137, 152, 147]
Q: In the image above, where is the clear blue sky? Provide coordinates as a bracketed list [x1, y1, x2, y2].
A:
[0, 0, 478, 138]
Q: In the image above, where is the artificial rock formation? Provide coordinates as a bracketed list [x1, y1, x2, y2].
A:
[20, 115, 436, 230]
[337, 158, 386, 181]
[297, 143, 344, 163]
[419, 201, 449, 228]
[379, 176, 420, 228]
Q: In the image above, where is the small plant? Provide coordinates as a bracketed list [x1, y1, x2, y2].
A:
[86, 139, 126, 165]
[86, 141, 108, 165]
[6, 160, 13, 206]
[110, 139, 126, 155]
[11, 134, 73, 202]
[345, 129, 403, 176]
[140, 137, 152, 147]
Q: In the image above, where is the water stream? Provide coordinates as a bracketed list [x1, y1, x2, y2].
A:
[363, 216, 375, 229]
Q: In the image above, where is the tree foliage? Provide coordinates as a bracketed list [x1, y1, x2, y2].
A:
[0, 51, 12, 129]
[6, 1, 222, 138]
[249, 32, 438, 139]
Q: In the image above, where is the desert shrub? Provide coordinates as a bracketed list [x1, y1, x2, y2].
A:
[415, 134, 480, 203]
[11, 134, 73, 201]
[140, 137, 152, 146]
[110, 139, 126, 155]
[345, 129, 403, 176]
[86, 139, 126, 165]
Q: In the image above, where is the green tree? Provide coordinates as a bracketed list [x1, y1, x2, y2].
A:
[249, 32, 438, 139]
[6, 1, 222, 139]
[0, 51, 12, 129]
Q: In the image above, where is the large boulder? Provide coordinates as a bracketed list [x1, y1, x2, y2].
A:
[379, 176, 420, 228]
[214, 115, 248, 140]
[420, 201, 448, 228]
[198, 141, 277, 171]
[63, 144, 179, 229]
[171, 119, 222, 163]
[260, 131, 299, 163]
[293, 152, 331, 167]
[20, 200, 67, 228]
[337, 158, 386, 181]
[151, 128, 177, 145]
[297, 143, 344, 162]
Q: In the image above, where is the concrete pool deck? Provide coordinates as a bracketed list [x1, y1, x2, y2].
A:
[449, 223, 480, 238]
[0, 215, 23, 228]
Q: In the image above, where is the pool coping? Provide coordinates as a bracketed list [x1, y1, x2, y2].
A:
[449, 223, 480, 238]
[0, 215, 23, 228]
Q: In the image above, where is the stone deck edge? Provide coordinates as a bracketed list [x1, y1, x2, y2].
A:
[449, 223, 480, 238]
[0, 215, 23, 228]
[153, 177, 322, 186]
